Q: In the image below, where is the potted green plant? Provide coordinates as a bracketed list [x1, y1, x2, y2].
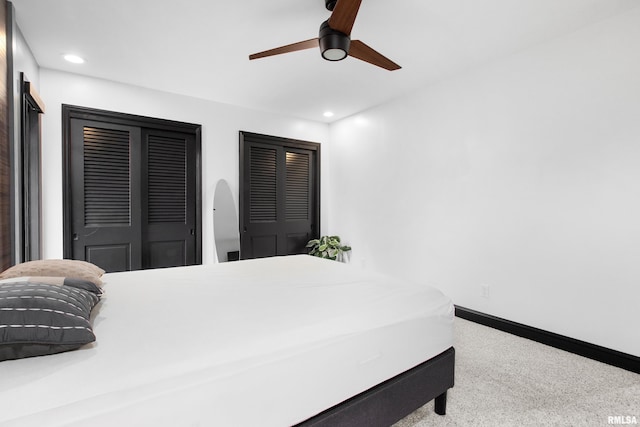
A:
[306, 235, 352, 262]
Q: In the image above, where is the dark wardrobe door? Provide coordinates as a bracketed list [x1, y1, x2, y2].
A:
[142, 129, 197, 269]
[65, 107, 201, 273]
[240, 132, 320, 259]
[69, 120, 143, 272]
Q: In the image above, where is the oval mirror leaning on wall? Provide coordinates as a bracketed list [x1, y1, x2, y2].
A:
[213, 179, 240, 262]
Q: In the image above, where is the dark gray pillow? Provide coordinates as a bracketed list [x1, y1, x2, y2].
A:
[0, 282, 100, 361]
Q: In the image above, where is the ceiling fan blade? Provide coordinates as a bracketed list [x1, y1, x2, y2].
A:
[328, 0, 362, 36]
[249, 38, 319, 60]
[349, 40, 401, 71]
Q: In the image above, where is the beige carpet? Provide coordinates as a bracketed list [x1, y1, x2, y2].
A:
[394, 318, 639, 427]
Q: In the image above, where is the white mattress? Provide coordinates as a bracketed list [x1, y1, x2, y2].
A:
[0, 255, 453, 427]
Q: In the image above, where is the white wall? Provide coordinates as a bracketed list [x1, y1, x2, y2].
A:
[11, 23, 39, 87]
[328, 9, 640, 356]
[39, 69, 330, 265]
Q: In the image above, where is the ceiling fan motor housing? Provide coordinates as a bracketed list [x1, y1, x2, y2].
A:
[325, 0, 337, 11]
[319, 20, 350, 61]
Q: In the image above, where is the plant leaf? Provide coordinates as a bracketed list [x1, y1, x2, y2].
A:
[306, 236, 352, 261]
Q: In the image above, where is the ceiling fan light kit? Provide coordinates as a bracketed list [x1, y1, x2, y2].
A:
[249, 0, 401, 71]
[319, 21, 350, 61]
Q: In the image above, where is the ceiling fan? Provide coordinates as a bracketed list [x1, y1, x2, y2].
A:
[249, 0, 401, 71]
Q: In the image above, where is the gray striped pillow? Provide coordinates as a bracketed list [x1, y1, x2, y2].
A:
[0, 282, 100, 361]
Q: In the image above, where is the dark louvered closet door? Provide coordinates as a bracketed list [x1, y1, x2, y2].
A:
[65, 106, 201, 273]
[69, 120, 143, 272]
[240, 132, 319, 259]
[142, 130, 197, 268]
[284, 148, 315, 254]
[243, 142, 279, 258]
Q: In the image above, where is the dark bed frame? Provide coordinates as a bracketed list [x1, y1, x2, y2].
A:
[296, 347, 455, 427]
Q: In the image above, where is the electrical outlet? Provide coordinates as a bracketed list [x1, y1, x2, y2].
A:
[481, 284, 490, 299]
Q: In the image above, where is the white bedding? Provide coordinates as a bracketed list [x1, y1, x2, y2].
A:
[0, 255, 453, 426]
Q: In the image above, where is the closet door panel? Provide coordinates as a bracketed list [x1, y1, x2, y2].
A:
[284, 148, 315, 255]
[69, 120, 142, 272]
[142, 130, 197, 269]
[241, 142, 280, 259]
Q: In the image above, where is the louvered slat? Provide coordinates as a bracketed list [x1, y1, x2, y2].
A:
[285, 151, 309, 221]
[148, 135, 186, 223]
[83, 127, 131, 226]
[250, 146, 277, 222]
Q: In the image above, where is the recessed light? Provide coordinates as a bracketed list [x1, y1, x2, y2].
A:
[323, 111, 334, 118]
[63, 54, 85, 64]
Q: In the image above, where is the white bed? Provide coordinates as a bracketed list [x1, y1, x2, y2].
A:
[0, 255, 454, 426]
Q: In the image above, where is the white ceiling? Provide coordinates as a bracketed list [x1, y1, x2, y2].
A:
[11, 0, 640, 122]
